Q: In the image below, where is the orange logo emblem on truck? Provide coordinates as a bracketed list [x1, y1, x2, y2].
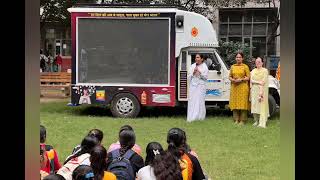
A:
[191, 27, 198, 37]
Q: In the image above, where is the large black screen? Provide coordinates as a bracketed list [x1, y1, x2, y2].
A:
[77, 18, 170, 84]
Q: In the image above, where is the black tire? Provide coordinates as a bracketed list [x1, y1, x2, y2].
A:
[110, 93, 141, 118]
[268, 94, 277, 117]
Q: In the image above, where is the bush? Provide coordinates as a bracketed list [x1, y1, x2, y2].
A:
[216, 40, 254, 70]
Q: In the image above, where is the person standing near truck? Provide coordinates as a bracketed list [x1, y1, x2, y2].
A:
[48, 53, 54, 72]
[187, 54, 208, 122]
[250, 57, 269, 128]
[229, 52, 250, 125]
[55, 53, 63, 72]
[40, 49, 47, 72]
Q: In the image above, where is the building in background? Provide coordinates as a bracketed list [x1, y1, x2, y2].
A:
[212, 0, 280, 76]
[40, 20, 72, 72]
[218, 8, 279, 58]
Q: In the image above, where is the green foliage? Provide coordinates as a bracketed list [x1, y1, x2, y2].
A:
[216, 40, 254, 69]
[40, 0, 80, 27]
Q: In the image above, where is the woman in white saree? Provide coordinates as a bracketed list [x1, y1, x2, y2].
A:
[187, 54, 209, 122]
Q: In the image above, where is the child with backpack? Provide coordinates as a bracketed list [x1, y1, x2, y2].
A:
[57, 136, 99, 180]
[106, 129, 144, 180]
[107, 125, 142, 155]
[40, 125, 62, 174]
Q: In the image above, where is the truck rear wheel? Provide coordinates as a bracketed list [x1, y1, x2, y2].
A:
[111, 93, 140, 118]
[268, 94, 277, 117]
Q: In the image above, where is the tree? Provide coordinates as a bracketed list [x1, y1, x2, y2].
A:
[104, 0, 212, 18]
[217, 40, 253, 70]
[40, 0, 78, 29]
[40, 0, 97, 53]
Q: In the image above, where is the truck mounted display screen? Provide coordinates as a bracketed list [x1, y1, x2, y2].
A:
[77, 18, 170, 85]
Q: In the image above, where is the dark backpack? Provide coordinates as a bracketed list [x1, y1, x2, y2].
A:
[107, 149, 135, 180]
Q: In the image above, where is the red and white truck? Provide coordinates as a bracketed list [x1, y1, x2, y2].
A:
[68, 4, 280, 118]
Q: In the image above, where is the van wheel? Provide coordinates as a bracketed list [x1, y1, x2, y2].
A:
[111, 93, 140, 118]
[268, 94, 277, 117]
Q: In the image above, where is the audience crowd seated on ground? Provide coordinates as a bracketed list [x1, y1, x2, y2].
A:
[40, 125, 207, 180]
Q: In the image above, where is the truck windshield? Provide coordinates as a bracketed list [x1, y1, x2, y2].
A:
[214, 50, 230, 70]
[190, 51, 230, 70]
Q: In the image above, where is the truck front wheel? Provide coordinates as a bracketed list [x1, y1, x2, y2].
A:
[111, 93, 141, 118]
[268, 94, 277, 117]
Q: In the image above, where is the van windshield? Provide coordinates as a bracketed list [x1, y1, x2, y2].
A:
[189, 51, 230, 70]
[214, 50, 230, 70]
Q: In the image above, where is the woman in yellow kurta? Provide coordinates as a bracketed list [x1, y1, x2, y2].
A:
[250, 57, 269, 128]
[229, 52, 250, 124]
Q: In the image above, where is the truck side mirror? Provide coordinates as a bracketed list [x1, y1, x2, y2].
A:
[214, 63, 221, 71]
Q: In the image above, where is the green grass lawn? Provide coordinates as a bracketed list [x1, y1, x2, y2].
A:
[40, 100, 280, 180]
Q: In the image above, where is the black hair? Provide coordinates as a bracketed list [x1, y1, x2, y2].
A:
[236, 52, 244, 58]
[40, 125, 46, 143]
[43, 174, 66, 180]
[145, 142, 164, 166]
[119, 130, 136, 156]
[64, 135, 99, 165]
[72, 165, 94, 180]
[180, 130, 192, 153]
[40, 145, 45, 167]
[256, 56, 264, 63]
[167, 128, 186, 158]
[195, 54, 204, 59]
[40, 144, 44, 155]
[119, 125, 134, 136]
[152, 150, 183, 180]
[88, 129, 103, 143]
[89, 145, 107, 180]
